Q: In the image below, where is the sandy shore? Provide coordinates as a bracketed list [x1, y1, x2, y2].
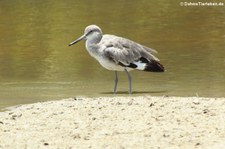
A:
[0, 96, 225, 149]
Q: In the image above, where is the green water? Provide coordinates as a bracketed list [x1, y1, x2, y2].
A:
[0, 0, 225, 110]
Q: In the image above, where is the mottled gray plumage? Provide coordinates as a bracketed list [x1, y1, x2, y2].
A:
[101, 34, 159, 66]
[69, 25, 164, 94]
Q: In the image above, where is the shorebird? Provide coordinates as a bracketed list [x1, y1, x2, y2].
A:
[69, 25, 164, 94]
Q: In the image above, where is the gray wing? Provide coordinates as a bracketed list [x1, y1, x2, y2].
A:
[101, 34, 159, 66]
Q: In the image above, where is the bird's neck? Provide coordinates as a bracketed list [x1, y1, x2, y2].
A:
[85, 41, 100, 57]
[85, 34, 102, 57]
[85, 35, 102, 52]
[86, 33, 102, 45]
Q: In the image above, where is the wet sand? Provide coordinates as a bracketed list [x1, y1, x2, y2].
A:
[0, 96, 225, 149]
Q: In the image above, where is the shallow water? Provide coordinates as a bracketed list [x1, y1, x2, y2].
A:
[0, 0, 225, 109]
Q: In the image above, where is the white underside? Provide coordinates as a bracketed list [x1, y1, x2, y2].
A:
[91, 54, 132, 71]
[98, 59, 147, 71]
[89, 51, 146, 72]
[98, 56, 133, 71]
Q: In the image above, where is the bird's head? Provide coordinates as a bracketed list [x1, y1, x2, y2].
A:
[69, 25, 102, 46]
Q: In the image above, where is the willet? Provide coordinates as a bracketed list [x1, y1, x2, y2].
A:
[69, 25, 164, 94]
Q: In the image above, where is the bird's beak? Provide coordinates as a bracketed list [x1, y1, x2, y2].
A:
[68, 34, 86, 46]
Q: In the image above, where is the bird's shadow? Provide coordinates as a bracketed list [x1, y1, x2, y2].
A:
[101, 90, 167, 95]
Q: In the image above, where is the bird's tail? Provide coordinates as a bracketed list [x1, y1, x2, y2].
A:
[143, 60, 165, 72]
[132, 57, 165, 72]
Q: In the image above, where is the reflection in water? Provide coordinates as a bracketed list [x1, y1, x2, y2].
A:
[0, 0, 225, 109]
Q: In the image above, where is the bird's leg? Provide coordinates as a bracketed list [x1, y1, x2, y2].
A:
[113, 71, 118, 94]
[125, 69, 132, 94]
